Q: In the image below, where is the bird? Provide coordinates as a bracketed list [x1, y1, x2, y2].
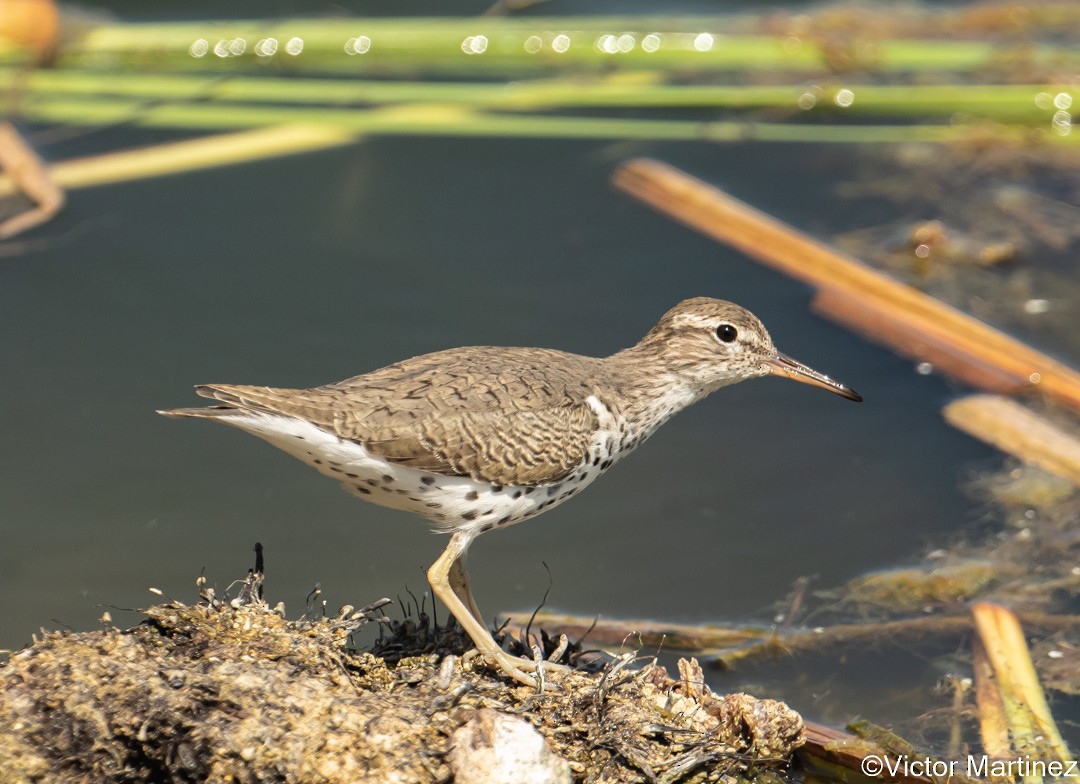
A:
[159, 297, 860, 686]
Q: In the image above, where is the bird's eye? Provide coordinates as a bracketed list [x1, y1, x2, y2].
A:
[716, 324, 738, 343]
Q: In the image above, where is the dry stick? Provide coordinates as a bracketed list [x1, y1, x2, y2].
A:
[971, 602, 1074, 766]
[972, 634, 1012, 760]
[0, 124, 357, 197]
[799, 722, 927, 784]
[812, 287, 1026, 394]
[612, 159, 1080, 415]
[0, 121, 64, 238]
[722, 613, 1080, 668]
[499, 610, 766, 652]
[947, 675, 971, 760]
[801, 721, 982, 784]
[944, 395, 1080, 487]
[502, 610, 1080, 660]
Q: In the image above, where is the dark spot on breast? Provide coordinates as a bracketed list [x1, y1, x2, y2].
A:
[426, 502, 442, 509]
[592, 456, 600, 466]
[461, 511, 477, 521]
[480, 523, 494, 533]
[482, 509, 494, 516]
[465, 490, 479, 501]
[329, 467, 342, 473]
[346, 473, 358, 478]
[512, 490, 522, 499]
[409, 497, 421, 502]
[601, 459, 613, 470]
[314, 459, 323, 465]
[395, 488, 408, 495]
[498, 516, 511, 525]
[524, 487, 535, 495]
[491, 485, 503, 493]
[546, 484, 562, 497]
[365, 479, 378, 487]
[421, 476, 436, 485]
[382, 474, 394, 483]
[354, 486, 371, 495]
[295, 435, 305, 440]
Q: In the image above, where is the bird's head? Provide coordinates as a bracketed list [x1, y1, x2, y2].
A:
[638, 297, 862, 401]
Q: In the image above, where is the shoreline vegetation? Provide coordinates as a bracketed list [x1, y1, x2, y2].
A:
[0, 567, 808, 784]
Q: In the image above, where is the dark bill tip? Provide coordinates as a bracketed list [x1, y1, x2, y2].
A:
[766, 353, 862, 402]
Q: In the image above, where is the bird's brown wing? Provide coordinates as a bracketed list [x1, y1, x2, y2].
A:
[371, 405, 598, 485]
[194, 347, 602, 486]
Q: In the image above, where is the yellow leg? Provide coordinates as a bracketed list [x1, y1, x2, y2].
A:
[428, 532, 568, 687]
[447, 556, 484, 626]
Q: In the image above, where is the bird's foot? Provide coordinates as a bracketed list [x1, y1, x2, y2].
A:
[463, 647, 571, 688]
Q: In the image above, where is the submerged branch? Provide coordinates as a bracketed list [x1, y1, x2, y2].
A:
[501, 609, 1080, 666]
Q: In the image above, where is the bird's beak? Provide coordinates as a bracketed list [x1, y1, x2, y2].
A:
[765, 353, 862, 402]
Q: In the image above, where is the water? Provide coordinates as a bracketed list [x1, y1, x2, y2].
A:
[1, 133, 995, 678]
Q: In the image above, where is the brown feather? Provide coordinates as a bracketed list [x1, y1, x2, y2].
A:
[191, 347, 603, 485]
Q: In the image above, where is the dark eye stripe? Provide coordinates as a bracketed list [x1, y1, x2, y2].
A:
[716, 324, 738, 343]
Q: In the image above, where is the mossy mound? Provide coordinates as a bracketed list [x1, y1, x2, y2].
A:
[0, 586, 804, 783]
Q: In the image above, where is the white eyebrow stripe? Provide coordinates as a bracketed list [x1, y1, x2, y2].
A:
[671, 313, 716, 329]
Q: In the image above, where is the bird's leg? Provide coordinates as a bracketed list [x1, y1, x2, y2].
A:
[447, 556, 485, 626]
[447, 550, 570, 675]
[428, 532, 568, 686]
[429, 532, 539, 686]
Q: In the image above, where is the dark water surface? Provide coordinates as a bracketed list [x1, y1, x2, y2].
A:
[1, 134, 998, 726]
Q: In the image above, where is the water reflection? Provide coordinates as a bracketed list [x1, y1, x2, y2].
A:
[1051, 110, 1072, 136]
[461, 35, 488, 55]
[255, 37, 278, 57]
[344, 36, 371, 55]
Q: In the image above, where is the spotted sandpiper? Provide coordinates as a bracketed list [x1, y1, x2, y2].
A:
[160, 298, 860, 686]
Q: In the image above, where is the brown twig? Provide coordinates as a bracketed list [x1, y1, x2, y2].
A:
[944, 395, 1080, 487]
[502, 609, 1080, 664]
[0, 122, 64, 238]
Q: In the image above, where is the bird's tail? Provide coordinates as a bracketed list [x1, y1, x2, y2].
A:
[158, 384, 284, 420]
[156, 405, 239, 420]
